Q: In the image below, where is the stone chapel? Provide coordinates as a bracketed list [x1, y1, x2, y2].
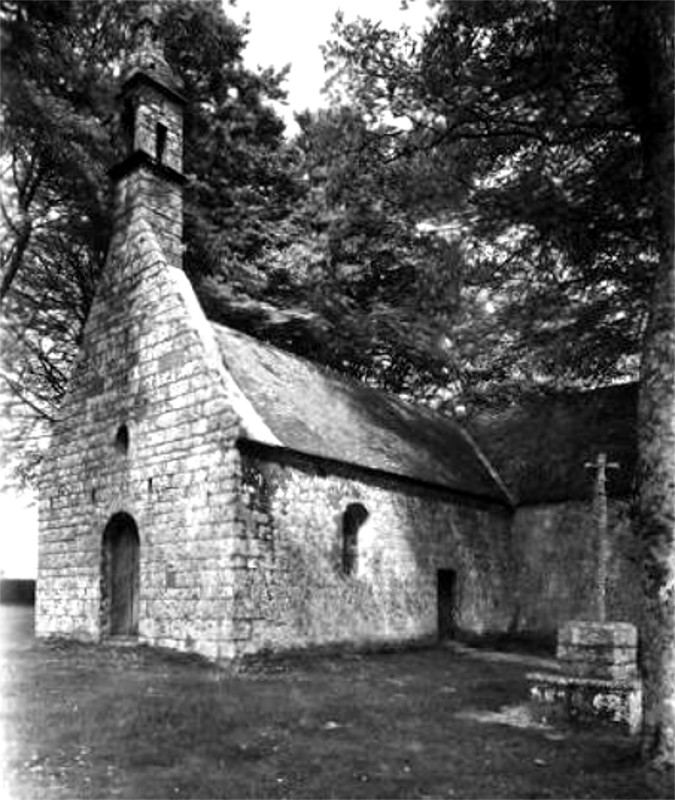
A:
[35, 13, 640, 661]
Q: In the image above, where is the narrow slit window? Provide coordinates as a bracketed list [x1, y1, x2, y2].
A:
[122, 97, 135, 153]
[156, 122, 168, 164]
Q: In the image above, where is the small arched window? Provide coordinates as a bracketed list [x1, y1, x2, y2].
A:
[115, 424, 130, 455]
[341, 503, 369, 576]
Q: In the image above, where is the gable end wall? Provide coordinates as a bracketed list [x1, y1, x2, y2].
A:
[36, 211, 247, 660]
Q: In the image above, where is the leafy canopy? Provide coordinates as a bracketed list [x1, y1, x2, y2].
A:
[323, 0, 659, 407]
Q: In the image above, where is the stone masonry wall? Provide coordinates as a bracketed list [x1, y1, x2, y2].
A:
[231, 444, 515, 656]
[509, 501, 641, 640]
[131, 84, 183, 174]
[115, 168, 183, 270]
[36, 208, 247, 661]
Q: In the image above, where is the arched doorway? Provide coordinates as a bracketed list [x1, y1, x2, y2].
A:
[101, 512, 140, 636]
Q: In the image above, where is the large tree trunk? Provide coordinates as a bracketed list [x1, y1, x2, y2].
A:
[637, 210, 675, 788]
[610, 1, 674, 788]
[636, 51, 674, 789]
[637, 137, 674, 782]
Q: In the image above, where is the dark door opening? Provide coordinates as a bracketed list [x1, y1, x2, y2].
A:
[437, 569, 457, 641]
[102, 513, 140, 636]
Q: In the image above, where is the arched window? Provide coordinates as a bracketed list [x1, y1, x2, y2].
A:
[341, 503, 369, 576]
[115, 423, 130, 455]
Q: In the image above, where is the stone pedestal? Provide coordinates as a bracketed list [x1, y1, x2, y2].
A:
[528, 621, 641, 733]
[557, 620, 638, 680]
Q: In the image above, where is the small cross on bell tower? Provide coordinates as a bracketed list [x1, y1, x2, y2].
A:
[110, 2, 186, 270]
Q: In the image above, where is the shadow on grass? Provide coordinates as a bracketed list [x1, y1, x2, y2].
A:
[0, 606, 664, 800]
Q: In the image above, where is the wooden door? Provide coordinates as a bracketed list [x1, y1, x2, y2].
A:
[104, 515, 140, 636]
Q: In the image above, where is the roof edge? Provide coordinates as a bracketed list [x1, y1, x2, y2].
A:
[166, 272, 283, 448]
[236, 437, 514, 510]
[121, 69, 186, 105]
[109, 150, 187, 184]
[455, 426, 517, 508]
[123, 215, 282, 448]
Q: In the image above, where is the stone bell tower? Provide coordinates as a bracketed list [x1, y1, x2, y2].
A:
[110, 3, 186, 270]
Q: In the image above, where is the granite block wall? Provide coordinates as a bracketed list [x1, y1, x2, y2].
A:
[130, 84, 183, 174]
[509, 500, 641, 639]
[36, 209, 245, 661]
[231, 444, 515, 656]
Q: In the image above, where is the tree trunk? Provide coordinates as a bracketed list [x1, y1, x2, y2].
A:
[610, 2, 674, 788]
[0, 215, 32, 304]
[637, 216, 675, 789]
[635, 35, 675, 800]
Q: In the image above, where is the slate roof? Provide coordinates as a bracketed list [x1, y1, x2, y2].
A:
[211, 323, 511, 504]
[465, 383, 638, 505]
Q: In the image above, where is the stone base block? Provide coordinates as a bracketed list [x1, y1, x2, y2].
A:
[527, 671, 642, 734]
[557, 620, 638, 681]
[557, 642, 637, 665]
[556, 652, 638, 681]
[558, 620, 638, 648]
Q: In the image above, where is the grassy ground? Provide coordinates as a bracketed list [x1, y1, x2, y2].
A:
[0, 605, 664, 799]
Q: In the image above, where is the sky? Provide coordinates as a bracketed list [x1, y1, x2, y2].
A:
[226, 0, 434, 133]
[0, 484, 37, 579]
[0, 0, 435, 580]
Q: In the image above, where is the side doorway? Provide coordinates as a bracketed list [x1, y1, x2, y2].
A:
[437, 569, 458, 641]
[101, 512, 140, 636]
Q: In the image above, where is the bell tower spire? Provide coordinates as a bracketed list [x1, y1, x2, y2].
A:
[110, 2, 186, 270]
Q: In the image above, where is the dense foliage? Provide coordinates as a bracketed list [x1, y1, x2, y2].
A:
[323, 0, 661, 407]
[226, 105, 464, 400]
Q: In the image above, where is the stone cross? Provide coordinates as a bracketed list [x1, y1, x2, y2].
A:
[584, 452, 619, 623]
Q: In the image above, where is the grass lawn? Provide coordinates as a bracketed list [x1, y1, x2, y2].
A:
[0, 605, 664, 799]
